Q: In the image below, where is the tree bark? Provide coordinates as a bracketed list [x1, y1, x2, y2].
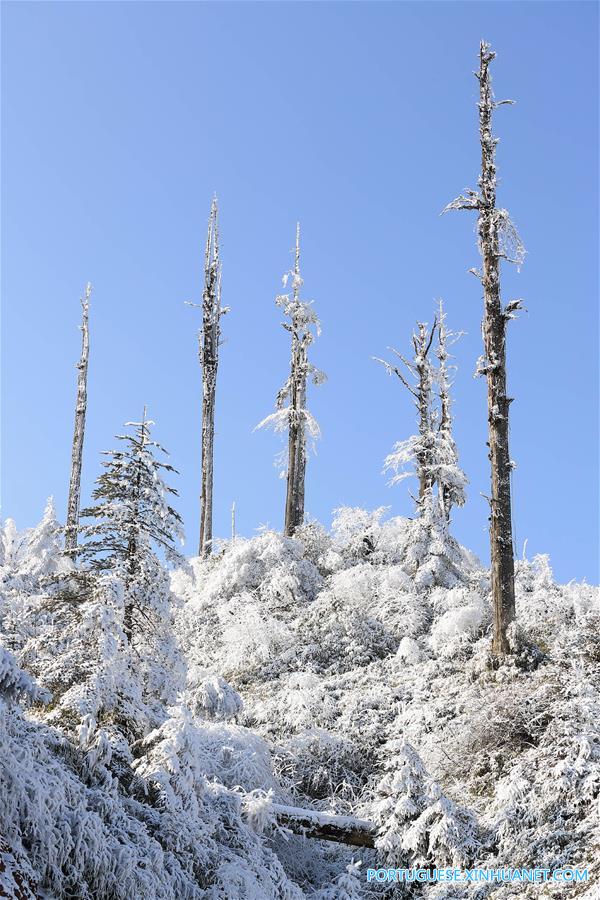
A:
[477, 42, 516, 654]
[65, 283, 91, 554]
[198, 199, 222, 557]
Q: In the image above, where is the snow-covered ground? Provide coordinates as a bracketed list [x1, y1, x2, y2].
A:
[1, 504, 598, 897]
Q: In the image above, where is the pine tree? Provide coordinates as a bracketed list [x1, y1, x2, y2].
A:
[374, 737, 478, 869]
[65, 283, 92, 554]
[256, 224, 325, 536]
[78, 411, 184, 707]
[444, 41, 525, 654]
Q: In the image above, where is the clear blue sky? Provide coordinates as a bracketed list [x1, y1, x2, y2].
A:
[2, 2, 598, 583]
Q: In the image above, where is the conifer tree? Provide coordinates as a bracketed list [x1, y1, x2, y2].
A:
[78, 411, 184, 646]
[65, 283, 91, 554]
[257, 225, 326, 536]
[374, 737, 477, 869]
[444, 41, 525, 653]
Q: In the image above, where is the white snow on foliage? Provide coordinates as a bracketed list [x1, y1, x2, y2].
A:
[0, 504, 599, 897]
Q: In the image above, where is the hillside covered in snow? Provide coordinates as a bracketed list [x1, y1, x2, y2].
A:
[1, 502, 598, 898]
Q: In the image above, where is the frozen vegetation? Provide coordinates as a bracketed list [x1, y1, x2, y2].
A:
[1, 500, 598, 898]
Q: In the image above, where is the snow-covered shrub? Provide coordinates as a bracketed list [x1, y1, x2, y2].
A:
[185, 667, 243, 721]
[218, 593, 297, 679]
[277, 728, 371, 801]
[278, 673, 338, 731]
[312, 860, 363, 899]
[429, 601, 487, 658]
[330, 506, 389, 561]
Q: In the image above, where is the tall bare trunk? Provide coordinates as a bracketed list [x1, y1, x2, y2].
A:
[198, 199, 222, 557]
[65, 283, 91, 554]
[444, 41, 521, 654]
[284, 224, 306, 537]
[477, 44, 516, 654]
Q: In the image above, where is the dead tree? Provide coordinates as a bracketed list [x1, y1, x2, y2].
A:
[435, 299, 467, 520]
[443, 41, 525, 654]
[193, 198, 227, 558]
[256, 224, 325, 537]
[375, 318, 438, 512]
[65, 282, 92, 554]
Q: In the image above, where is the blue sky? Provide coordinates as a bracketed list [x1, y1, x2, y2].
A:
[2, 1, 598, 583]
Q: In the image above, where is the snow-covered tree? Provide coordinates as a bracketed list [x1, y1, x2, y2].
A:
[77, 412, 185, 717]
[257, 224, 326, 536]
[376, 307, 467, 527]
[373, 737, 478, 869]
[79, 411, 183, 636]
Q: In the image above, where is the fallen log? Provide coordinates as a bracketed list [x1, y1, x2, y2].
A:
[271, 803, 376, 848]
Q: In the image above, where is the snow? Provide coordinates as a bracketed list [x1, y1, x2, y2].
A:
[1, 503, 598, 897]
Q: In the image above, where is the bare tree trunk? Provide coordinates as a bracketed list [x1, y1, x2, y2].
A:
[198, 199, 223, 557]
[65, 283, 91, 554]
[284, 224, 306, 537]
[444, 42, 521, 654]
[477, 43, 516, 655]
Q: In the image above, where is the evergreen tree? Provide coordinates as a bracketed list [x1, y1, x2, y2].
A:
[373, 737, 478, 869]
[78, 412, 185, 715]
[79, 411, 183, 631]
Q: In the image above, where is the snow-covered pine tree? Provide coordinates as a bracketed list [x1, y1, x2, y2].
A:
[444, 41, 525, 654]
[373, 737, 478, 870]
[65, 282, 92, 554]
[77, 411, 185, 714]
[375, 318, 438, 511]
[256, 224, 326, 536]
[434, 299, 467, 521]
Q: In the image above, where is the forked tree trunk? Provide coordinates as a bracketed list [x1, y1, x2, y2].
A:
[198, 199, 222, 557]
[65, 283, 91, 554]
[413, 321, 437, 509]
[477, 43, 516, 654]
